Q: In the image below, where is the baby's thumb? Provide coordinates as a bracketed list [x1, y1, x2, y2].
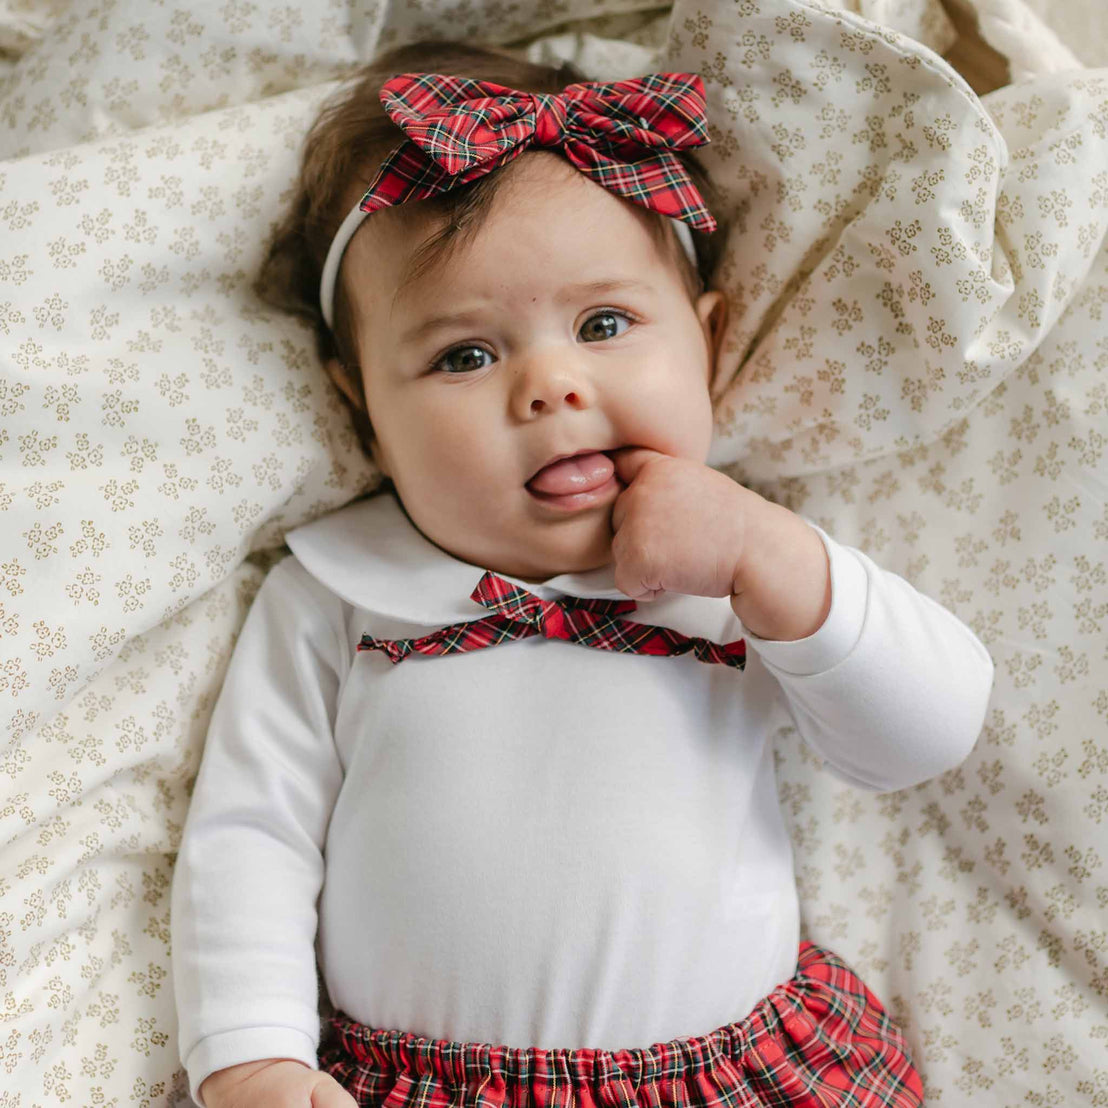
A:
[310, 1072, 359, 1107]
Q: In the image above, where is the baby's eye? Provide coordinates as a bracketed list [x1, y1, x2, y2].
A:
[579, 309, 635, 343]
[434, 346, 492, 375]
[429, 310, 635, 374]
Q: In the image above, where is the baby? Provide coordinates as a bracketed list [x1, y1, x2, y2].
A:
[170, 37, 996, 1108]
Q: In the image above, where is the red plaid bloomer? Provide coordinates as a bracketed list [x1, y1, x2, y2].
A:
[317, 941, 924, 1107]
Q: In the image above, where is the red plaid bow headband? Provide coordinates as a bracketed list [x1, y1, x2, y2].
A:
[319, 70, 718, 328]
[357, 571, 747, 667]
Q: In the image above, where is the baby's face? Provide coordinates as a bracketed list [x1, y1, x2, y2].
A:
[332, 151, 728, 584]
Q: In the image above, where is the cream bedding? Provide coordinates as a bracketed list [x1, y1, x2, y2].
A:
[1, 1, 1106, 1105]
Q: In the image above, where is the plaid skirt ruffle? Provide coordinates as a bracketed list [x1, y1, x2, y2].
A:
[317, 941, 924, 1107]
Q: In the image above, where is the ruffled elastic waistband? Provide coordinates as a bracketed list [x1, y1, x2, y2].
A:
[318, 941, 924, 1107]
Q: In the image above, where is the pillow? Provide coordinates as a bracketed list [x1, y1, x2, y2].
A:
[662, 0, 1102, 482]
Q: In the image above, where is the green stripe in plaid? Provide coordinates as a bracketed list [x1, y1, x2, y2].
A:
[318, 941, 923, 1107]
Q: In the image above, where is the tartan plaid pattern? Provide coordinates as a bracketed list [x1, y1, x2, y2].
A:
[357, 71, 718, 233]
[318, 941, 924, 1108]
[356, 570, 747, 668]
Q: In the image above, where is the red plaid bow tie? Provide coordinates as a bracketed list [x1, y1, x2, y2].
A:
[357, 70, 718, 232]
[357, 571, 746, 667]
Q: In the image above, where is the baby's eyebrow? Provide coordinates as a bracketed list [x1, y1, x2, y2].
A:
[557, 277, 654, 301]
[398, 278, 654, 346]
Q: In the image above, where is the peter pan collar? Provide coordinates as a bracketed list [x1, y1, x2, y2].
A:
[283, 489, 640, 629]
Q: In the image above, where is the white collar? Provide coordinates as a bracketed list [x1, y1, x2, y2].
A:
[283, 490, 740, 643]
[284, 489, 637, 628]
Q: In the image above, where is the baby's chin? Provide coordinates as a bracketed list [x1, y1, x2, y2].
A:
[507, 527, 616, 584]
[395, 483, 617, 582]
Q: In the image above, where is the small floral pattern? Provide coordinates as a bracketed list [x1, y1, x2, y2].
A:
[1, 1, 1106, 1105]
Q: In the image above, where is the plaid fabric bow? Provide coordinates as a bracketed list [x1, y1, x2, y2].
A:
[356, 70, 718, 232]
[357, 571, 746, 667]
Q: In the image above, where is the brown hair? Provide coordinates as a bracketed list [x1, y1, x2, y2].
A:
[253, 39, 730, 469]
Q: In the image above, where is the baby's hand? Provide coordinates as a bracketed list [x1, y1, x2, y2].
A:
[199, 1057, 358, 1108]
[608, 447, 760, 603]
[609, 446, 831, 640]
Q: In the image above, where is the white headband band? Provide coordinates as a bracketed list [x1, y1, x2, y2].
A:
[318, 197, 700, 331]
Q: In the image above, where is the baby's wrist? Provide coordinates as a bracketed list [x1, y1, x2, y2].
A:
[730, 502, 831, 642]
[200, 1057, 309, 1105]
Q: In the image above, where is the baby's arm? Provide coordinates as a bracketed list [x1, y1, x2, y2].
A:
[170, 557, 349, 1106]
[736, 510, 995, 792]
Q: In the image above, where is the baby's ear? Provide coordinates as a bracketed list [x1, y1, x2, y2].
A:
[324, 356, 367, 412]
[696, 290, 730, 370]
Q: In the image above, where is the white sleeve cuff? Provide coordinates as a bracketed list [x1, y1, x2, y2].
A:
[185, 1027, 318, 1108]
[741, 520, 868, 677]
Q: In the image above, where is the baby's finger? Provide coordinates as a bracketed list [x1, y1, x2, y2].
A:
[610, 485, 631, 535]
[310, 1072, 359, 1107]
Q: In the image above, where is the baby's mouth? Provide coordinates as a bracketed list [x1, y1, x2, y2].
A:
[526, 451, 615, 498]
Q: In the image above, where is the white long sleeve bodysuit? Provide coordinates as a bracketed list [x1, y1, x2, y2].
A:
[170, 490, 995, 1106]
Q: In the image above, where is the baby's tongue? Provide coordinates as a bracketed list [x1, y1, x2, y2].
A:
[528, 451, 614, 496]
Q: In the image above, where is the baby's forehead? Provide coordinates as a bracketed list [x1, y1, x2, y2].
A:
[344, 157, 687, 313]
[380, 258, 679, 325]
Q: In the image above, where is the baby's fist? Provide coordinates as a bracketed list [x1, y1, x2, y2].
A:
[200, 1057, 358, 1108]
[608, 446, 752, 603]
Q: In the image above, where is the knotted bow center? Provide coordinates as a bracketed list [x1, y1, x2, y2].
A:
[531, 93, 567, 146]
[469, 571, 638, 643]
